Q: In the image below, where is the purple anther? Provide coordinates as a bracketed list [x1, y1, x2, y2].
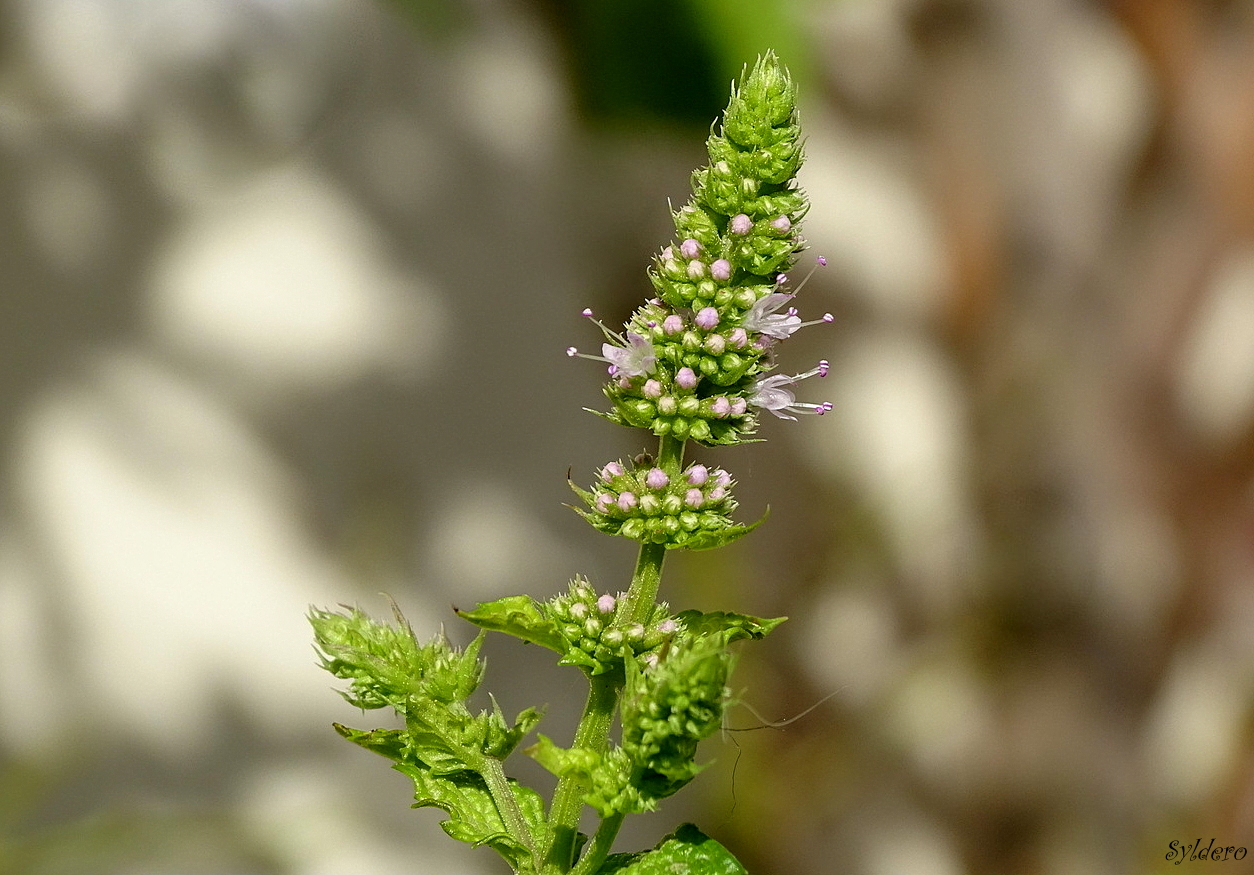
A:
[566, 347, 578, 356]
[711, 259, 732, 281]
[730, 213, 752, 235]
[817, 255, 827, 266]
[776, 273, 788, 285]
[818, 360, 830, 377]
[680, 238, 701, 259]
[645, 468, 669, 490]
[581, 308, 594, 317]
[676, 367, 698, 390]
[695, 307, 719, 330]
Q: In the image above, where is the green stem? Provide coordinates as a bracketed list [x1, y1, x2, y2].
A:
[479, 756, 536, 861]
[541, 674, 619, 874]
[569, 813, 625, 875]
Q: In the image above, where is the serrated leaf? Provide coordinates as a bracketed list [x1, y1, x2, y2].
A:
[596, 824, 747, 875]
[456, 595, 567, 653]
[675, 610, 787, 642]
[335, 724, 543, 872]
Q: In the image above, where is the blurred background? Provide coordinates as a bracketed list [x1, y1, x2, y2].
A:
[3, 0, 1254, 872]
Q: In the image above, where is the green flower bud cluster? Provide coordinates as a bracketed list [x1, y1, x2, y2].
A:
[546, 578, 678, 675]
[582, 635, 733, 815]
[619, 635, 732, 805]
[572, 458, 747, 550]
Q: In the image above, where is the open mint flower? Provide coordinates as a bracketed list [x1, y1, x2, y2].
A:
[311, 52, 827, 875]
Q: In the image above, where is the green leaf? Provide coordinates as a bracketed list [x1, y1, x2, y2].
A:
[525, 734, 601, 781]
[675, 610, 787, 642]
[596, 824, 747, 875]
[455, 595, 567, 653]
[335, 724, 544, 873]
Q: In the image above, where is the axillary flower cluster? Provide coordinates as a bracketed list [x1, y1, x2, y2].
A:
[310, 53, 828, 875]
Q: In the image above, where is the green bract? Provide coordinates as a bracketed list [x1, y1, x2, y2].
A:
[311, 52, 821, 875]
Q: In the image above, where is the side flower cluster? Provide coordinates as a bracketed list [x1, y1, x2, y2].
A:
[547, 578, 679, 675]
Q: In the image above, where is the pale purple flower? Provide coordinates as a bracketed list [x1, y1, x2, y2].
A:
[748, 361, 833, 421]
[686, 464, 709, 486]
[676, 367, 698, 390]
[771, 215, 791, 233]
[662, 314, 684, 335]
[711, 259, 732, 281]
[680, 238, 701, 259]
[617, 492, 638, 512]
[743, 293, 801, 339]
[730, 213, 752, 235]
[645, 468, 669, 490]
[602, 332, 657, 377]
[597, 593, 616, 614]
[695, 307, 720, 330]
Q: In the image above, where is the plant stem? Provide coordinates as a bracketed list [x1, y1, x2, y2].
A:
[540, 674, 619, 874]
[569, 813, 625, 875]
[479, 756, 537, 862]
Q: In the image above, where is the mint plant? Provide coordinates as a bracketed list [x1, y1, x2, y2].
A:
[309, 52, 829, 875]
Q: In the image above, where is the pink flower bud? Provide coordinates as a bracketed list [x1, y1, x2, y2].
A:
[676, 367, 698, 390]
[662, 314, 684, 335]
[680, 238, 701, 259]
[601, 461, 625, 479]
[687, 464, 709, 486]
[684, 488, 704, 507]
[711, 397, 731, 417]
[597, 594, 616, 613]
[695, 307, 719, 329]
[711, 259, 732, 281]
[728, 327, 748, 348]
[687, 260, 706, 280]
[617, 492, 638, 512]
[730, 214, 752, 235]
[642, 379, 663, 399]
[731, 398, 747, 415]
[645, 468, 670, 490]
[771, 215, 791, 233]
